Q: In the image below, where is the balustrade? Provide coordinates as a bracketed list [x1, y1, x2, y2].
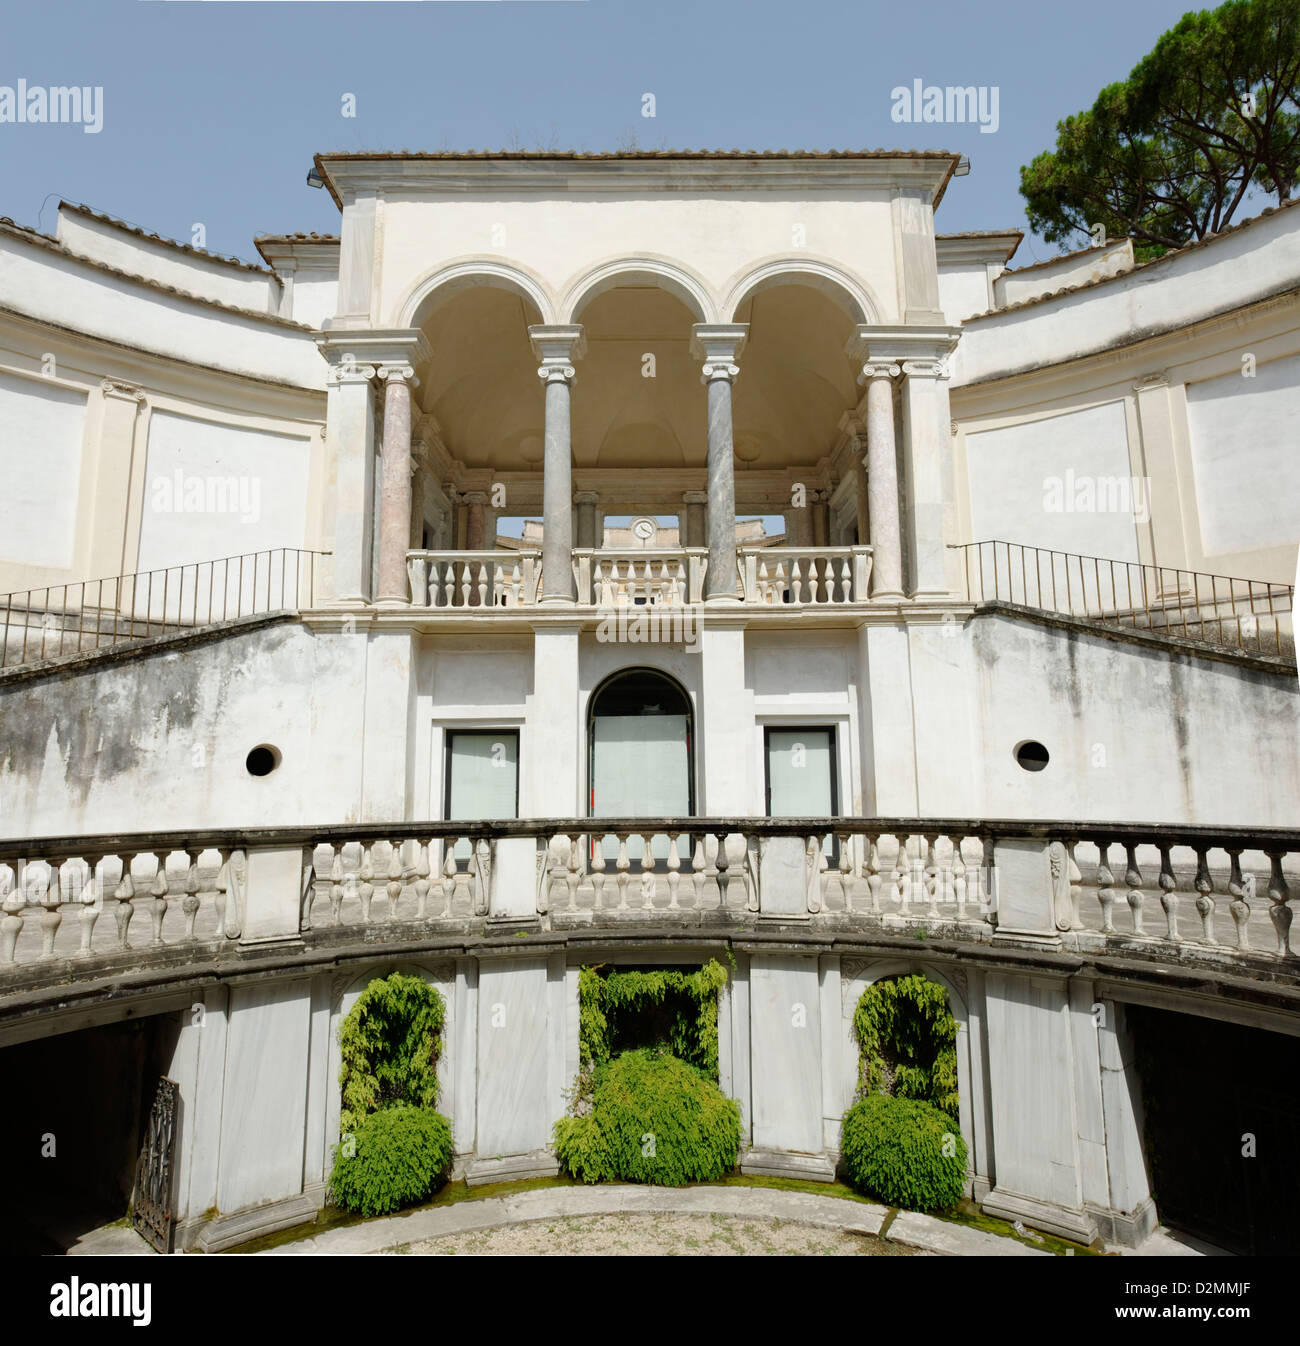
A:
[740, 546, 873, 606]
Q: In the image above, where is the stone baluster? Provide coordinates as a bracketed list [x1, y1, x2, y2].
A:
[923, 834, 941, 918]
[590, 838, 606, 912]
[407, 555, 429, 606]
[182, 852, 202, 941]
[413, 840, 431, 919]
[38, 859, 61, 958]
[838, 555, 852, 603]
[441, 841, 458, 916]
[1158, 845, 1179, 942]
[806, 835, 824, 914]
[75, 856, 102, 955]
[1096, 841, 1116, 933]
[385, 839, 404, 921]
[692, 836, 707, 906]
[1124, 845, 1144, 935]
[565, 833, 583, 913]
[1266, 852, 1291, 957]
[909, 835, 926, 914]
[714, 833, 732, 908]
[952, 838, 968, 920]
[865, 837, 883, 915]
[1193, 848, 1215, 943]
[0, 865, 23, 963]
[836, 833, 853, 910]
[1066, 841, 1083, 929]
[441, 561, 456, 608]
[1227, 850, 1250, 949]
[638, 837, 655, 911]
[472, 838, 492, 917]
[148, 861, 168, 944]
[886, 837, 903, 911]
[354, 845, 373, 922]
[328, 846, 346, 925]
[666, 832, 681, 910]
[615, 834, 631, 911]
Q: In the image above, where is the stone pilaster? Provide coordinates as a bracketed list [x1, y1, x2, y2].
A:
[530, 325, 586, 604]
[690, 324, 748, 602]
[859, 362, 904, 599]
[899, 358, 954, 597]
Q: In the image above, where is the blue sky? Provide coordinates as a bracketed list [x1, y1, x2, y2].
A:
[2, 0, 1208, 266]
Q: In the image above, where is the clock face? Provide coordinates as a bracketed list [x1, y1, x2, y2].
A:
[632, 519, 656, 541]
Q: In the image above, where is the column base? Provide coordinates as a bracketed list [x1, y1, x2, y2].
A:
[189, 1187, 324, 1253]
[979, 1187, 1098, 1244]
[704, 592, 743, 606]
[537, 594, 577, 608]
[1087, 1198, 1158, 1248]
[989, 927, 1063, 951]
[374, 595, 412, 608]
[740, 1148, 836, 1182]
[465, 1149, 561, 1187]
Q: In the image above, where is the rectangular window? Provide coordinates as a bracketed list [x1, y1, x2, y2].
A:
[444, 730, 519, 860]
[764, 726, 838, 859]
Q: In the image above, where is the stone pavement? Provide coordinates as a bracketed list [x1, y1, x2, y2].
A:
[258, 1185, 1052, 1256]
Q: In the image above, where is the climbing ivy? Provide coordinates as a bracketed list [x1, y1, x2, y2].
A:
[852, 973, 959, 1123]
[577, 960, 729, 1079]
[338, 972, 446, 1135]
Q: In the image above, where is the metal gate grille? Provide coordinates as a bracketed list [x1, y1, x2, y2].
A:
[131, 1077, 178, 1254]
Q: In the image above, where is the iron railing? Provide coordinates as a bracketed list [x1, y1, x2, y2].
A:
[0, 548, 331, 669]
[952, 540, 1293, 656]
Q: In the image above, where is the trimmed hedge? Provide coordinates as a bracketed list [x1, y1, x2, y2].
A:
[852, 974, 959, 1122]
[840, 1094, 967, 1210]
[554, 1048, 741, 1186]
[329, 1104, 454, 1217]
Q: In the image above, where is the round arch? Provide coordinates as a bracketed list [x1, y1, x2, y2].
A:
[398, 259, 557, 329]
[563, 257, 715, 325]
[723, 257, 882, 325]
[838, 958, 985, 1193]
[586, 667, 697, 863]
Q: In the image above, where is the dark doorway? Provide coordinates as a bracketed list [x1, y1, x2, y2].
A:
[0, 1013, 176, 1253]
[1128, 1004, 1300, 1255]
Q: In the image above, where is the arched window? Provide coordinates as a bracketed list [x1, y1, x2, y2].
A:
[587, 668, 694, 864]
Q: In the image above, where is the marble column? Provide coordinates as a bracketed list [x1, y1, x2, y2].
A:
[690, 324, 748, 603]
[899, 359, 954, 597]
[853, 438, 870, 547]
[376, 364, 417, 603]
[574, 491, 599, 550]
[682, 491, 708, 549]
[860, 362, 904, 599]
[530, 326, 586, 604]
[463, 491, 487, 550]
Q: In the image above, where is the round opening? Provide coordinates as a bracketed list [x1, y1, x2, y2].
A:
[245, 745, 281, 777]
[1014, 740, 1050, 772]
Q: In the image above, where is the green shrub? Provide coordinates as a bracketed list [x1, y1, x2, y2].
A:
[840, 1094, 967, 1210]
[339, 972, 446, 1134]
[578, 961, 728, 1078]
[554, 1048, 741, 1186]
[853, 974, 959, 1122]
[329, 1104, 454, 1216]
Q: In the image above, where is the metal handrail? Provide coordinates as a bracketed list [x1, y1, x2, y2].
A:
[0, 548, 332, 669]
[951, 540, 1293, 655]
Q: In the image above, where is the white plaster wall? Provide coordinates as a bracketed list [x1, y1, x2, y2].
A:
[291, 276, 339, 330]
[0, 623, 369, 837]
[961, 612, 1300, 825]
[994, 240, 1134, 308]
[938, 266, 992, 323]
[1184, 351, 1300, 556]
[965, 400, 1139, 562]
[136, 410, 311, 574]
[0, 369, 87, 568]
[0, 233, 324, 387]
[955, 205, 1300, 386]
[57, 210, 276, 313]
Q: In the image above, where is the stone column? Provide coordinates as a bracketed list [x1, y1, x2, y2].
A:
[690, 324, 748, 603]
[463, 491, 487, 550]
[530, 326, 586, 605]
[899, 359, 954, 597]
[376, 364, 417, 603]
[574, 491, 599, 550]
[853, 438, 870, 547]
[682, 491, 708, 549]
[860, 362, 904, 599]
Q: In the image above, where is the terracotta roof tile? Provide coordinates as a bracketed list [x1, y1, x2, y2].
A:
[60, 201, 271, 273]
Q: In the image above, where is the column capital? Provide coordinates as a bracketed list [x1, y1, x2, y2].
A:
[529, 324, 586, 384]
[317, 328, 431, 382]
[690, 323, 748, 383]
[573, 490, 599, 506]
[377, 363, 419, 386]
[681, 490, 709, 505]
[462, 490, 489, 506]
[99, 379, 146, 404]
[857, 361, 901, 385]
[899, 358, 948, 380]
